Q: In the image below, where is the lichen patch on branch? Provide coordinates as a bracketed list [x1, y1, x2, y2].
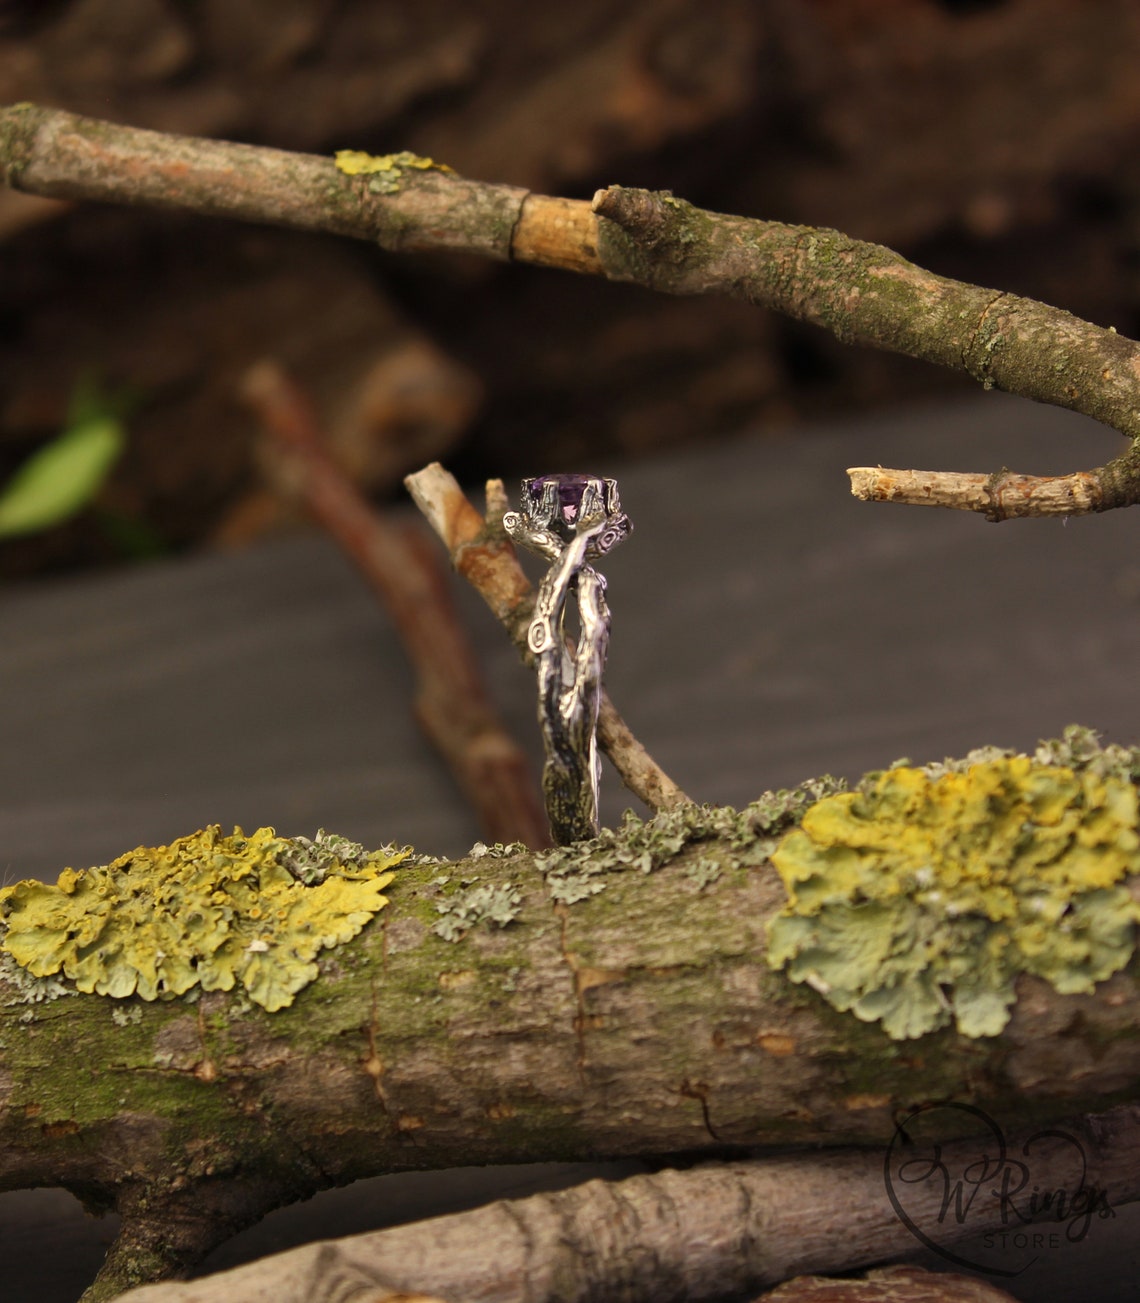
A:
[431, 882, 524, 942]
[0, 826, 408, 1012]
[333, 148, 454, 195]
[767, 736, 1140, 1041]
[535, 777, 847, 904]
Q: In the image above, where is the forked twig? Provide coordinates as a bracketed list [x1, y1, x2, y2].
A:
[404, 462, 689, 813]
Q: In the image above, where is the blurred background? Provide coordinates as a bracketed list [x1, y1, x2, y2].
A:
[4, 4, 1140, 1301]
[2, 0, 1140, 576]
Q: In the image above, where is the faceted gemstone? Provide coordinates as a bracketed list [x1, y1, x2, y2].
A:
[524, 473, 606, 530]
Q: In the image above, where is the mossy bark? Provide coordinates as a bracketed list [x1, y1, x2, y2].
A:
[0, 103, 529, 258]
[591, 185, 1140, 447]
[5, 104, 1140, 460]
[3, 832, 1140, 1297]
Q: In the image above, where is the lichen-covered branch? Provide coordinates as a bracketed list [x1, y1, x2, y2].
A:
[117, 1107, 1140, 1303]
[404, 461, 690, 813]
[3, 731, 1140, 1296]
[3, 103, 1139, 513]
[0, 104, 528, 258]
[241, 361, 550, 849]
[586, 188, 1139, 434]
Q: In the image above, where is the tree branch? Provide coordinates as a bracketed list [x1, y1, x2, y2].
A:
[117, 1104, 1140, 1303]
[240, 361, 550, 849]
[3, 104, 1140, 516]
[6, 755, 1140, 1292]
[847, 457, 1140, 519]
[403, 462, 690, 813]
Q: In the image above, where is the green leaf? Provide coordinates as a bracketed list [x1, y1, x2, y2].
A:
[0, 416, 126, 538]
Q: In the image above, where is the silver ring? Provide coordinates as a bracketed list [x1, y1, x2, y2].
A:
[503, 474, 632, 844]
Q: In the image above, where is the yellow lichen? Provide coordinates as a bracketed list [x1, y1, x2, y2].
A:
[766, 756, 1140, 1039]
[334, 149, 451, 175]
[334, 149, 453, 194]
[0, 826, 408, 1012]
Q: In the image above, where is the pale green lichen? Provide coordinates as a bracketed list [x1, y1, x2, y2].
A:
[0, 826, 408, 1012]
[548, 873, 608, 906]
[899, 724, 1140, 786]
[277, 828, 401, 885]
[534, 809, 685, 895]
[469, 841, 529, 860]
[1033, 723, 1140, 780]
[535, 778, 846, 902]
[334, 148, 453, 195]
[0, 934, 78, 1005]
[767, 751, 1140, 1040]
[431, 881, 522, 942]
[684, 857, 723, 890]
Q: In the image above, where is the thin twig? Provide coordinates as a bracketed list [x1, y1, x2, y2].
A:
[847, 461, 1138, 519]
[4, 103, 1140, 513]
[242, 362, 550, 849]
[404, 462, 690, 813]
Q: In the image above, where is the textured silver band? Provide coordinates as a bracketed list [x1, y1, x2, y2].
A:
[503, 475, 631, 844]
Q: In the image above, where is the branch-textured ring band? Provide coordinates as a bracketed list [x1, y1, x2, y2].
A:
[503, 474, 632, 844]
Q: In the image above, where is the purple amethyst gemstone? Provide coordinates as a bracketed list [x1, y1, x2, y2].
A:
[524, 473, 607, 530]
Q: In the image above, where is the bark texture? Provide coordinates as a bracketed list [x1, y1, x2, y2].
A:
[3, 103, 1140, 452]
[111, 1114, 1135, 1303]
[589, 185, 1140, 444]
[3, 819, 1140, 1296]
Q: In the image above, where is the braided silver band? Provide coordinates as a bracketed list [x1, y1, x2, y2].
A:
[503, 475, 631, 844]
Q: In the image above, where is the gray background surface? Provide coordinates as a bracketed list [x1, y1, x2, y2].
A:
[2, 393, 1139, 1301]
